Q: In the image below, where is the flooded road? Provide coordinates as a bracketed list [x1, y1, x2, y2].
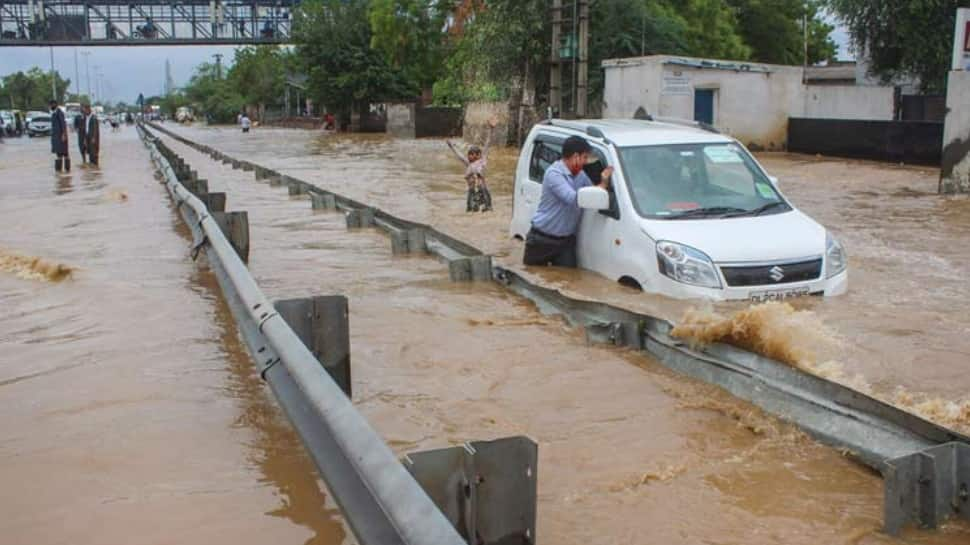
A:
[0, 130, 344, 544]
[165, 124, 970, 421]
[153, 124, 969, 544]
[3, 121, 969, 544]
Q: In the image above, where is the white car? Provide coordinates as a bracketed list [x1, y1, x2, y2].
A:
[510, 119, 848, 301]
[26, 114, 52, 137]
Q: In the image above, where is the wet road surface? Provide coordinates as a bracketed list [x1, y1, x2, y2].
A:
[0, 129, 344, 545]
[2, 122, 969, 544]
[154, 124, 969, 544]
[166, 124, 970, 426]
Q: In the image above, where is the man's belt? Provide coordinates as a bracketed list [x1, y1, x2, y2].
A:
[529, 226, 573, 241]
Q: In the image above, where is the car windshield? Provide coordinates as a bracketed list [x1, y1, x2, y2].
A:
[617, 142, 789, 219]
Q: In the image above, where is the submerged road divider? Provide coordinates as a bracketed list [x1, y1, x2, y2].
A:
[145, 122, 970, 535]
[137, 124, 538, 545]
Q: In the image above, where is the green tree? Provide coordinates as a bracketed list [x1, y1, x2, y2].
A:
[678, 0, 751, 60]
[433, 0, 548, 104]
[181, 62, 245, 123]
[293, 0, 416, 118]
[0, 68, 71, 109]
[728, 0, 835, 65]
[825, 0, 970, 92]
[588, 1, 691, 101]
[368, 0, 449, 91]
[228, 46, 286, 119]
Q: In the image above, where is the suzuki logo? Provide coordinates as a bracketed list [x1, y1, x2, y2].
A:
[769, 266, 785, 282]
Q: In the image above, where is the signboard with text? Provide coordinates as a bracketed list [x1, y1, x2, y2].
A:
[661, 71, 692, 96]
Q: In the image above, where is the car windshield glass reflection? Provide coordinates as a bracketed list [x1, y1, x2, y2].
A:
[618, 143, 789, 219]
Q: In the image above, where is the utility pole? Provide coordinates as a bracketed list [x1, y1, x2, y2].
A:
[81, 50, 91, 100]
[48, 46, 57, 100]
[802, 1, 809, 69]
[550, 0, 562, 117]
[73, 48, 80, 99]
[93, 64, 100, 103]
[577, 0, 588, 117]
[213, 53, 223, 79]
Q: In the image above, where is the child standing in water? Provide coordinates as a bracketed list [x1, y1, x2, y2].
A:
[447, 117, 498, 212]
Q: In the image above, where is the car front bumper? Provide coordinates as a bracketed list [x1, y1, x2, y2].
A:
[652, 269, 848, 301]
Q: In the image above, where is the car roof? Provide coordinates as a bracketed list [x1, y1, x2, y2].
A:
[537, 118, 734, 147]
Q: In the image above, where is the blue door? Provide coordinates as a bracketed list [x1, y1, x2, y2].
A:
[694, 89, 714, 125]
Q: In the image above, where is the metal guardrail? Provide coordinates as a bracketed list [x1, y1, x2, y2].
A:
[144, 122, 970, 535]
[136, 123, 537, 545]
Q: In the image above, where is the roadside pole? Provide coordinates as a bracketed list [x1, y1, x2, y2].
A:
[940, 8, 970, 194]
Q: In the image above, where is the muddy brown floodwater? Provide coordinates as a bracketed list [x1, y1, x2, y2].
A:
[2, 122, 969, 545]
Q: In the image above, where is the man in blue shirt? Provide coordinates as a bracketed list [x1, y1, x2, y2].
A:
[524, 135, 612, 267]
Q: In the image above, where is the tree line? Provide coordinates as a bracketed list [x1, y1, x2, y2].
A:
[0, 68, 73, 110]
[168, 0, 964, 122]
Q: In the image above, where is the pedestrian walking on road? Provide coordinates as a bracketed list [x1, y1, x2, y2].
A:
[73, 110, 87, 163]
[50, 100, 70, 172]
[83, 104, 100, 166]
[446, 116, 497, 212]
[240, 113, 251, 133]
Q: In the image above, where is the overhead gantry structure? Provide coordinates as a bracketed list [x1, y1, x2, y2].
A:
[0, 0, 298, 46]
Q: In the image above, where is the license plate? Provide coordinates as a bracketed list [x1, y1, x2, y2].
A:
[748, 286, 810, 302]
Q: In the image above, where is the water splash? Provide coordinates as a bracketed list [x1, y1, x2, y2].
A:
[670, 302, 970, 434]
[608, 463, 688, 493]
[0, 248, 74, 282]
[891, 388, 970, 434]
[671, 302, 839, 369]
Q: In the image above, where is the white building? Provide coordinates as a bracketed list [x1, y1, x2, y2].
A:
[602, 55, 898, 150]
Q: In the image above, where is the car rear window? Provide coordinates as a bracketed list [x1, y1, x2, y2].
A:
[529, 140, 562, 182]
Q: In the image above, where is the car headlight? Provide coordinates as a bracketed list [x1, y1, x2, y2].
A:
[656, 241, 722, 289]
[825, 233, 847, 278]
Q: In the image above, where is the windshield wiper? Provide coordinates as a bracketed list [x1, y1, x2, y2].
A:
[667, 206, 747, 219]
[722, 201, 791, 218]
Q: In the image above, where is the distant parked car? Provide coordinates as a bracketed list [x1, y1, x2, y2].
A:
[175, 106, 194, 123]
[25, 110, 47, 124]
[0, 110, 14, 136]
[27, 114, 52, 137]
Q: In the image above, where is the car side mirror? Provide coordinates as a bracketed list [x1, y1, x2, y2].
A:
[578, 186, 610, 210]
[768, 175, 779, 186]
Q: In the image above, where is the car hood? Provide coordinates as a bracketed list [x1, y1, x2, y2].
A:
[640, 209, 826, 263]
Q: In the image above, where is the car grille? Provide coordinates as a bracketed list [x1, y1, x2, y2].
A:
[719, 258, 822, 287]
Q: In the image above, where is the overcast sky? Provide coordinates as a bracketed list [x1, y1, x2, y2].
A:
[1, 21, 853, 103]
[1, 45, 238, 103]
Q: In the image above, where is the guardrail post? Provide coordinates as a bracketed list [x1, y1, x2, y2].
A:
[311, 191, 337, 210]
[403, 436, 538, 545]
[448, 256, 493, 282]
[346, 208, 375, 229]
[268, 176, 284, 187]
[884, 442, 970, 534]
[274, 296, 352, 398]
[204, 192, 227, 213]
[391, 228, 428, 255]
[287, 178, 308, 196]
[212, 211, 250, 263]
[184, 179, 209, 200]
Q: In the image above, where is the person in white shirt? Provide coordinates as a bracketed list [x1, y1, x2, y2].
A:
[82, 104, 100, 166]
[240, 114, 251, 133]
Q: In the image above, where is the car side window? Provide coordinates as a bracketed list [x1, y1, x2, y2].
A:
[529, 139, 563, 182]
[584, 148, 620, 220]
